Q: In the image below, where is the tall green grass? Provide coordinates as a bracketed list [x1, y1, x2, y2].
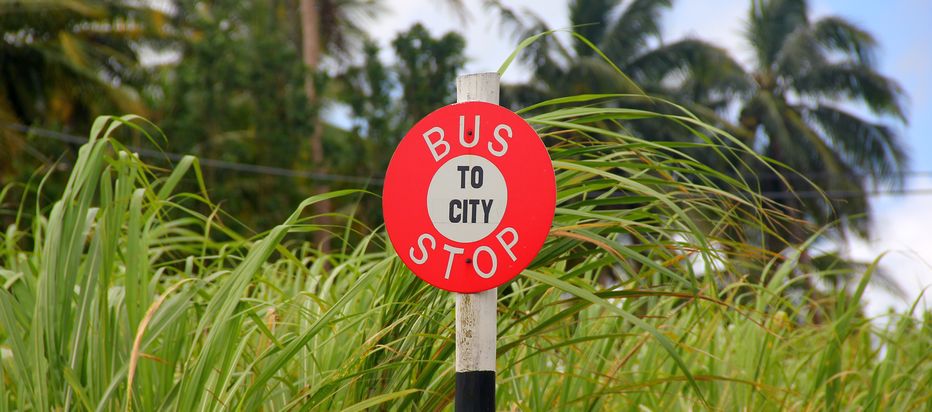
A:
[0, 107, 929, 411]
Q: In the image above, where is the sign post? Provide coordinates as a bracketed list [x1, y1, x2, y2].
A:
[382, 72, 555, 411]
[454, 73, 500, 412]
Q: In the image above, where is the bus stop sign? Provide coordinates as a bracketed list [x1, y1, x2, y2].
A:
[383, 101, 555, 293]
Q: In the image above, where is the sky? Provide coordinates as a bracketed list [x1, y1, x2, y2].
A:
[359, 0, 932, 317]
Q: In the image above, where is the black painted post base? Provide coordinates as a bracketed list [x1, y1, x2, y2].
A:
[455, 370, 495, 412]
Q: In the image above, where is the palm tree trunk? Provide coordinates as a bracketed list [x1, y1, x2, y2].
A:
[300, 0, 332, 252]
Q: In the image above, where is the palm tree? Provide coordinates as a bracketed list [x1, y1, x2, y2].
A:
[497, 0, 756, 180]
[635, 0, 908, 311]
[299, 0, 475, 250]
[298, 0, 381, 250]
[0, 0, 167, 178]
[508, 0, 906, 251]
[498, 0, 744, 109]
[491, 0, 758, 286]
[732, 0, 907, 249]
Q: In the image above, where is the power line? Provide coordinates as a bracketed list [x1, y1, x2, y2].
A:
[762, 188, 932, 200]
[6, 122, 932, 199]
[2, 122, 386, 185]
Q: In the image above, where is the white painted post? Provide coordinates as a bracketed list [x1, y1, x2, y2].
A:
[454, 72, 499, 412]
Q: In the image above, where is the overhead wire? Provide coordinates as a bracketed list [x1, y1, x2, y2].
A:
[6, 122, 932, 198]
[2, 122, 385, 185]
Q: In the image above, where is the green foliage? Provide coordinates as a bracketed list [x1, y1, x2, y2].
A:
[338, 23, 466, 224]
[0, 2, 923, 408]
[392, 24, 466, 124]
[0, 102, 927, 410]
[151, 0, 318, 230]
[4, 0, 908, 254]
[0, 0, 167, 180]
[341, 23, 467, 176]
[0, 0, 165, 126]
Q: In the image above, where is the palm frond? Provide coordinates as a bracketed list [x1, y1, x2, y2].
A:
[782, 106, 870, 235]
[563, 56, 638, 95]
[793, 63, 906, 120]
[318, 0, 383, 60]
[811, 16, 877, 66]
[808, 104, 906, 185]
[601, 0, 671, 63]
[569, 0, 620, 57]
[628, 38, 751, 102]
[773, 25, 826, 77]
[747, 0, 809, 68]
[482, 0, 528, 41]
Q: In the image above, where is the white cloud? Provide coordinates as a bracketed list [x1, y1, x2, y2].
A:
[847, 178, 932, 316]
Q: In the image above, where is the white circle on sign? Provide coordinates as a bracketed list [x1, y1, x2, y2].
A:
[427, 155, 507, 243]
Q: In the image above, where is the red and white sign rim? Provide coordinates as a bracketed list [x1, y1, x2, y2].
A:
[382, 101, 556, 293]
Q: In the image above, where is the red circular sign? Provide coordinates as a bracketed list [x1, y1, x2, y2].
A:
[383, 101, 555, 293]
